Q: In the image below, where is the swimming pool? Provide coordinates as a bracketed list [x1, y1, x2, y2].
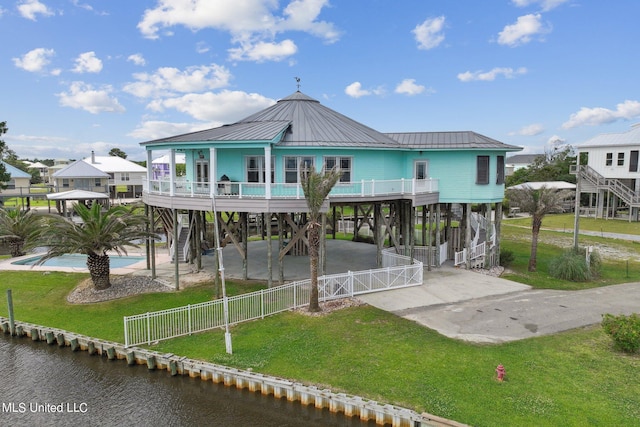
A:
[12, 254, 146, 269]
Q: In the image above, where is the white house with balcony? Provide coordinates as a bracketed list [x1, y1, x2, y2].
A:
[82, 152, 147, 199]
[573, 124, 640, 220]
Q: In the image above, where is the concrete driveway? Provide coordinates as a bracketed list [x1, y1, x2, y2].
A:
[359, 267, 640, 343]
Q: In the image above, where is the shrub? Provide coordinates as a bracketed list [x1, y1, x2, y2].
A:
[602, 313, 640, 353]
[499, 249, 515, 268]
[548, 247, 601, 282]
[548, 249, 591, 281]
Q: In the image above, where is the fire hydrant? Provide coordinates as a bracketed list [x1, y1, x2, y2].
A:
[496, 364, 505, 382]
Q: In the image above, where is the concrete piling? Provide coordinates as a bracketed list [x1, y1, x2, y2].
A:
[45, 331, 55, 345]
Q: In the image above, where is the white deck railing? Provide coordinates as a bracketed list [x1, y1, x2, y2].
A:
[124, 249, 423, 347]
[143, 177, 438, 200]
[454, 242, 486, 266]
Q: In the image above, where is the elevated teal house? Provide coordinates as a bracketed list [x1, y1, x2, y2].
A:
[140, 91, 521, 282]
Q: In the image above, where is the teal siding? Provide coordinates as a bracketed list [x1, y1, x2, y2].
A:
[168, 146, 508, 204]
[415, 151, 505, 203]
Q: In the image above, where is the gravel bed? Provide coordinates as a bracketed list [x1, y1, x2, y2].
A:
[67, 275, 173, 304]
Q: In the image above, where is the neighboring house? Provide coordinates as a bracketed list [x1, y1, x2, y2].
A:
[51, 159, 110, 194]
[82, 152, 147, 199]
[574, 124, 640, 220]
[152, 152, 186, 179]
[505, 154, 543, 176]
[139, 91, 521, 277]
[0, 161, 32, 195]
[46, 159, 72, 184]
[23, 161, 49, 183]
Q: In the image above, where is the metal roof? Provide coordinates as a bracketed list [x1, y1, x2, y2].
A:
[1, 161, 31, 179]
[506, 154, 543, 164]
[143, 121, 291, 145]
[238, 92, 401, 148]
[82, 155, 147, 173]
[576, 124, 640, 148]
[384, 131, 521, 151]
[508, 181, 576, 190]
[141, 91, 521, 151]
[47, 189, 109, 200]
[52, 160, 110, 178]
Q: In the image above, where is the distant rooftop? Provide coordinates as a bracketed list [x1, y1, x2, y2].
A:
[577, 125, 640, 148]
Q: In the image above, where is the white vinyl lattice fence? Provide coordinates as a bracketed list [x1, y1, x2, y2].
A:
[124, 250, 423, 347]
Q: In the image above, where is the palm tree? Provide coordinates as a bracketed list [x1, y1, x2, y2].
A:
[39, 203, 158, 290]
[300, 166, 342, 312]
[0, 208, 48, 257]
[506, 185, 572, 272]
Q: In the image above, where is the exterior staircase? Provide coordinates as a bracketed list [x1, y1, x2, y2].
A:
[573, 165, 640, 208]
[156, 208, 191, 263]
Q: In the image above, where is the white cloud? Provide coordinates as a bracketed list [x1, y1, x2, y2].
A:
[457, 67, 527, 82]
[127, 53, 146, 66]
[547, 135, 566, 145]
[57, 81, 125, 114]
[123, 64, 232, 99]
[228, 39, 298, 62]
[196, 42, 210, 54]
[72, 51, 103, 73]
[511, 0, 569, 12]
[345, 82, 372, 98]
[128, 121, 213, 141]
[510, 123, 545, 136]
[137, 0, 339, 62]
[562, 100, 640, 129]
[413, 16, 445, 50]
[497, 14, 549, 46]
[12, 47, 55, 73]
[344, 82, 384, 98]
[146, 90, 275, 122]
[394, 79, 426, 96]
[17, 0, 54, 21]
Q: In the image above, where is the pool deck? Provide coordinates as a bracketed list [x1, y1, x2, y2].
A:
[0, 250, 170, 276]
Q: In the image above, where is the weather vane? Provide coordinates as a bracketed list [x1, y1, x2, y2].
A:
[295, 77, 301, 90]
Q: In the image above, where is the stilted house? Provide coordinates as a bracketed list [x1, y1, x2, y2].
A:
[139, 91, 521, 283]
[573, 124, 640, 220]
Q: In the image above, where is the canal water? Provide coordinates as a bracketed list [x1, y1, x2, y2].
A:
[0, 336, 374, 427]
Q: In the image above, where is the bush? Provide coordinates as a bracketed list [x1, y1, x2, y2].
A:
[602, 313, 640, 353]
[499, 249, 515, 268]
[548, 247, 601, 282]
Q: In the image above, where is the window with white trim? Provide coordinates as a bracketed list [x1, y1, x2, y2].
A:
[284, 156, 314, 183]
[246, 156, 275, 183]
[414, 160, 428, 180]
[324, 156, 352, 182]
[606, 152, 613, 166]
[496, 155, 505, 184]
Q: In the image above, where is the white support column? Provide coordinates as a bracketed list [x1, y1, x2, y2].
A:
[169, 150, 176, 197]
[146, 150, 153, 185]
[265, 145, 272, 199]
[210, 147, 217, 197]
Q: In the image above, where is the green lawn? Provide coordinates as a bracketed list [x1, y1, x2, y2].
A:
[505, 212, 640, 236]
[1, 218, 640, 426]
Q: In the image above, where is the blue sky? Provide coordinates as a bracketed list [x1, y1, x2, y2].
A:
[1, 0, 639, 162]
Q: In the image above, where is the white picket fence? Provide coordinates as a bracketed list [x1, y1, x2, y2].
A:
[124, 249, 423, 347]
